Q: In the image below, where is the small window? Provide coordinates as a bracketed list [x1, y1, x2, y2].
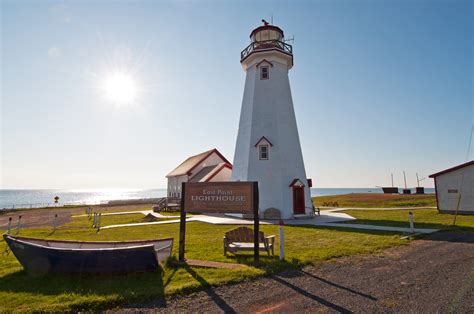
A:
[448, 189, 459, 194]
[260, 66, 269, 80]
[259, 145, 269, 160]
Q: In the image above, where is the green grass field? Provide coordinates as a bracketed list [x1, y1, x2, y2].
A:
[313, 193, 436, 208]
[98, 213, 149, 225]
[0, 214, 407, 312]
[74, 211, 191, 228]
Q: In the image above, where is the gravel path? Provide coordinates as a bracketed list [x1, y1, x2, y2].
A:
[125, 232, 474, 313]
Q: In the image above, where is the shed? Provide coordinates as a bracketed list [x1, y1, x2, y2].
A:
[166, 149, 232, 198]
[429, 160, 474, 214]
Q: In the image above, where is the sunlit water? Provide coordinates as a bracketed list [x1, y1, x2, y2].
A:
[0, 189, 166, 209]
[0, 187, 434, 209]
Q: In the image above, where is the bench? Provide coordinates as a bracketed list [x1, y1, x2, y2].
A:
[223, 226, 276, 256]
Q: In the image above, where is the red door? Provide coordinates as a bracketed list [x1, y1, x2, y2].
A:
[293, 187, 305, 214]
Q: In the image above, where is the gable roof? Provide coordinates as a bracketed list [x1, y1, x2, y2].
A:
[166, 149, 230, 178]
[189, 162, 232, 182]
[203, 163, 232, 182]
[429, 160, 474, 178]
[189, 164, 219, 182]
[254, 136, 273, 147]
[255, 59, 274, 68]
[289, 178, 305, 187]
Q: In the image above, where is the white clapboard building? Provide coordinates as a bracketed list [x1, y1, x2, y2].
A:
[429, 160, 474, 214]
[166, 149, 232, 198]
[231, 22, 313, 219]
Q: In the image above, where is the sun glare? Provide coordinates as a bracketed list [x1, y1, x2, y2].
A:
[103, 73, 137, 104]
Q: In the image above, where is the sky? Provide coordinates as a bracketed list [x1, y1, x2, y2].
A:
[1, 0, 473, 189]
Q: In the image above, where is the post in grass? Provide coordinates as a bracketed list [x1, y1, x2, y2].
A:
[92, 213, 97, 228]
[96, 213, 101, 232]
[53, 214, 58, 232]
[408, 211, 414, 233]
[279, 219, 285, 261]
[7, 217, 12, 235]
[16, 215, 22, 235]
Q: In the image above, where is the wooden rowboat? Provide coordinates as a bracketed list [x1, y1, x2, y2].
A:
[3, 234, 173, 274]
[382, 187, 399, 194]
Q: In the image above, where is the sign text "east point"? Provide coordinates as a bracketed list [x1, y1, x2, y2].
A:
[191, 188, 246, 202]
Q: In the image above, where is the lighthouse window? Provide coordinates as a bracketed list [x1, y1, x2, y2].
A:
[260, 66, 269, 80]
[259, 145, 269, 160]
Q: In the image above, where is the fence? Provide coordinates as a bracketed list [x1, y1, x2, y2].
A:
[1, 197, 164, 211]
[1, 202, 81, 211]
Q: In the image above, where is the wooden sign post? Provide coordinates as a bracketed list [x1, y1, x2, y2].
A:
[179, 181, 259, 264]
[252, 182, 259, 265]
[178, 182, 187, 262]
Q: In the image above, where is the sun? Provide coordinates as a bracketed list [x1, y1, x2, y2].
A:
[103, 72, 137, 104]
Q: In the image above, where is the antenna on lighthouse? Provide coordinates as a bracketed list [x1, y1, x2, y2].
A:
[285, 36, 295, 43]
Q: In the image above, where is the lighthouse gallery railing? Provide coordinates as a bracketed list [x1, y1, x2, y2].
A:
[241, 40, 293, 61]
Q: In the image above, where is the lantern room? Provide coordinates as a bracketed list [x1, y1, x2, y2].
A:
[250, 24, 284, 42]
[240, 21, 293, 69]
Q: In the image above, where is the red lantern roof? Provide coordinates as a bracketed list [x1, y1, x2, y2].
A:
[250, 25, 284, 39]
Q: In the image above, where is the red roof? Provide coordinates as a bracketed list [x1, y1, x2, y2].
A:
[250, 25, 284, 38]
[188, 162, 232, 182]
[429, 160, 474, 178]
[166, 149, 231, 178]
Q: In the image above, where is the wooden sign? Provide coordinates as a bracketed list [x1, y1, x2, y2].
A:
[179, 181, 260, 265]
[184, 182, 254, 214]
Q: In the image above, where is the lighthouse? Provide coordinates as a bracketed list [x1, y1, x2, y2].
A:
[231, 22, 312, 219]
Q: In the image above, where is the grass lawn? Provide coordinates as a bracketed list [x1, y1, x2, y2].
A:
[74, 212, 191, 228]
[66, 213, 160, 228]
[97, 213, 187, 226]
[342, 209, 474, 233]
[313, 193, 436, 208]
[0, 215, 407, 312]
[98, 213, 149, 226]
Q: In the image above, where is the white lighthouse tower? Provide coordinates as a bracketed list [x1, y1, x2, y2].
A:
[231, 21, 312, 219]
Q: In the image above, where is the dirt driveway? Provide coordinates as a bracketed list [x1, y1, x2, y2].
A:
[136, 232, 474, 313]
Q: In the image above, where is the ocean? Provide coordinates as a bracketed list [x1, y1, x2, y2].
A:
[0, 188, 435, 210]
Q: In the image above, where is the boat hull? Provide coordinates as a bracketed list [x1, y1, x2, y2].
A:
[382, 187, 399, 194]
[3, 235, 172, 274]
